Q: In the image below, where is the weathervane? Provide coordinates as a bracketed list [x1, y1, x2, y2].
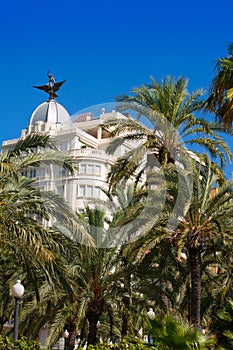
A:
[33, 71, 66, 100]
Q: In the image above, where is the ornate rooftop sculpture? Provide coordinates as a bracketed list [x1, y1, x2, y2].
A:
[33, 71, 66, 100]
[29, 71, 71, 126]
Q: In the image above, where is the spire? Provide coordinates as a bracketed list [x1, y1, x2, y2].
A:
[33, 71, 66, 100]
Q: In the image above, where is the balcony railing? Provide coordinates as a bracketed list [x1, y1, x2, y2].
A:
[69, 148, 114, 161]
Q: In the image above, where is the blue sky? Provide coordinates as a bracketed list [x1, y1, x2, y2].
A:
[0, 0, 233, 175]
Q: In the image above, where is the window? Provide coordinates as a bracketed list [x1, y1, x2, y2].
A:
[37, 168, 45, 177]
[59, 168, 69, 177]
[87, 164, 94, 174]
[93, 186, 100, 198]
[95, 165, 101, 175]
[78, 185, 100, 198]
[57, 185, 64, 196]
[79, 185, 85, 197]
[27, 169, 36, 178]
[86, 185, 93, 197]
[80, 164, 86, 174]
[60, 142, 68, 151]
[79, 163, 101, 175]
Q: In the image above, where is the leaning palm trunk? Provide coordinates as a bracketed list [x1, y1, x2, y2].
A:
[188, 246, 202, 330]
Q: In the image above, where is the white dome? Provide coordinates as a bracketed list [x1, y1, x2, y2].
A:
[29, 100, 72, 126]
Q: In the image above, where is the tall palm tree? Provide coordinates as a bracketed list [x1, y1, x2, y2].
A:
[45, 179, 150, 348]
[76, 206, 127, 346]
[117, 156, 233, 332]
[103, 76, 232, 189]
[102, 77, 233, 331]
[174, 156, 233, 329]
[0, 133, 91, 340]
[205, 42, 233, 127]
[43, 206, 122, 348]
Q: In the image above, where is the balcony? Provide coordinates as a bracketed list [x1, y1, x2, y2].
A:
[69, 148, 115, 162]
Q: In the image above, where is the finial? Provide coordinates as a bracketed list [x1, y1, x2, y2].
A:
[33, 72, 66, 100]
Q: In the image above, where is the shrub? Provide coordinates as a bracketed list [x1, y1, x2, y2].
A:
[87, 340, 159, 350]
[0, 335, 43, 350]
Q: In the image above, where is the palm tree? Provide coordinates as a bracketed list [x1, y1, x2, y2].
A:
[116, 156, 233, 332]
[101, 77, 233, 331]
[42, 206, 122, 348]
[147, 314, 215, 349]
[205, 42, 233, 127]
[16, 249, 80, 346]
[77, 206, 126, 346]
[0, 133, 91, 341]
[45, 180, 151, 348]
[103, 76, 232, 189]
[0, 133, 88, 264]
[174, 156, 233, 329]
[128, 239, 190, 316]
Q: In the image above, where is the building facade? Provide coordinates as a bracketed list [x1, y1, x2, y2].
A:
[2, 74, 132, 213]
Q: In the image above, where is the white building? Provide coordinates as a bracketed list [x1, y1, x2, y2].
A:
[2, 73, 132, 213]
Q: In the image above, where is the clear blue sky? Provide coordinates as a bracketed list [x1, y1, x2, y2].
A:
[0, 0, 233, 175]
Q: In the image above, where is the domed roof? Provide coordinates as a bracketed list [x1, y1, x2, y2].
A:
[29, 99, 72, 126]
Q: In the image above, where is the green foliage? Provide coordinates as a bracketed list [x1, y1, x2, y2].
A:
[87, 340, 159, 350]
[105, 75, 232, 180]
[212, 298, 233, 349]
[0, 132, 90, 341]
[204, 42, 233, 127]
[147, 315, 215, 349]
[0, 335, 42, 350]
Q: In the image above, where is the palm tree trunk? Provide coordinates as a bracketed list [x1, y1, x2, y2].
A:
[109, 314, 113, 342]
[121, 295, 129, 337]
[87, 311, 99, 345]
[188, 246, 202, 330]
[67, 323, 77, 350]
[86, 300, 104, 346]
[78, 318, 86, 347]
[121, 263, 131, 338]
[160, 282, 171, 311]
